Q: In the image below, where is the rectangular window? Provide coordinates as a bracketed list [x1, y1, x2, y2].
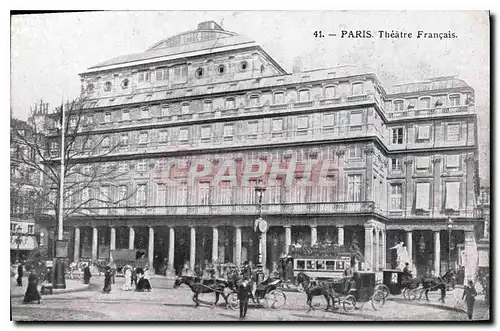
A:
[223, 124, 233, 141]
[118, 134, 128, 146]
[274, 92, 284, 104]
[390, 183, 403, 210]
[299, 90, 310, 101]
[347, 174, 362, 201]
[391, 158, 402, 171]
[247, 121, 258, 139]
[297, 116, 308, 135]
[446, 155, 460, 168]
[419, 97, 431, 109]
[119, 162, 128, 172]
[181, 103, 190, 114]
[138, 71, 151, 83]
[417, 125, 431, 140]
[445, 181, 460, 210]
[176, 186, 188, 205]
[416, 156, 430, 170]
[449, 95, 461, 107]
[352, 82, 363, 95]
[156, 67, 168, 81]
[394, 101, 404, 111]
[137, 159, 147, 172]
[139, 132, 149, 144]
[203, 101, 213, 112]
[141, 108, 149, 119]
[172, 65, 188, 84]
[161, 106, 169, 117]
[157, 183, 166, 205]
[159, 131, 168, 143]
[179, 128, 189, 142]
[137, 184, 146, 206]
[219, 183, 232, 204]
[201, 126, 211, 141]
[350, 112, 362, 125]
[122, 111, 130, 121]
[446, 124, 461, 141]
[104, 112, 111, 123]
[323, 113, 334, 128]
[198, 182, 210, 205]
[349, 146, 361, 159]
[392, 128, 404, 145]
[225, 98, 236, 109]
[249, 95, 260, 107]
[272, 118, 283, 132]
[415, 182, 430, 210]
[325, 86, 335, 99]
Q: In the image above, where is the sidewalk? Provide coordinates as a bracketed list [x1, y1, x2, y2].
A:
[10, 276, 90, 298]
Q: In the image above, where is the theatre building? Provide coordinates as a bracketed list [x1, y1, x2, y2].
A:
[42, 21, 483, 281]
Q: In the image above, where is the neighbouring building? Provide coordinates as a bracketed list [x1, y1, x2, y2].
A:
[40, 21, 483, 281]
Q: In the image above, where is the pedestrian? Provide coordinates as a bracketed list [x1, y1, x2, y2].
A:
[462, 279, 477, 320]
[103, 266, 112, 294]
[122, 266, 133, 291]
[131, 268, 138, 288]
[238, 280, 250, 320]
[17, 262, 24, 287]
[23, 271, 41, 304]
[83, 263, 92, 284]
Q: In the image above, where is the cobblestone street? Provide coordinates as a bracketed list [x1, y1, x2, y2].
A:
[11, 276, 489, 321]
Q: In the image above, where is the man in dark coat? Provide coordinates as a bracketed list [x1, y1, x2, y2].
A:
[402, 263, 412, 280]
[23, 272, 41, 304]
[238, 280, 250, 320]
[462, 279, 477, 320]
[131, 268, 138, 288]
[103, 266, 112, 293]
[83, 264, 92, 284]
[17, 263, 24, 287]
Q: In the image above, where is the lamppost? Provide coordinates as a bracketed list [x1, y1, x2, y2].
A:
[12, 225, 29, 262]
[254, 179, 268, 282]
[447, 217, 454, 271]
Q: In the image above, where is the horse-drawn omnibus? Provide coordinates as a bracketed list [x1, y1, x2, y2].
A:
[286, 244, 358, 281]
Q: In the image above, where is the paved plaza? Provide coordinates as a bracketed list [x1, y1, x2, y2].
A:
[10, 276, 489, 322]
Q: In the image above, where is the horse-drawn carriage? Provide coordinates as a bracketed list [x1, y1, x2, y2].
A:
[110, 249, 148, 274]
[227, 274, 287, 310]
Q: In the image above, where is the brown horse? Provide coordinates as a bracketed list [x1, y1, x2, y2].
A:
[173, 276, 231, 308]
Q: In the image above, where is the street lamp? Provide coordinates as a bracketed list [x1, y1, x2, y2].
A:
[254, 179, 268, 281]
[447, 217, 454, 271]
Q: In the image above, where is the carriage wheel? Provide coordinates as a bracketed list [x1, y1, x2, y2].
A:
[228, 292, 239, 310]
[374, 284, 390, 300]
[266, 290, 286, 310]
[371, 290, 385, 311]
[343, 295, 356, 312]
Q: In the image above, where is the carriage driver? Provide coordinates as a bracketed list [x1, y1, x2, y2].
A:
[242, 260, 257, 302]
[403, 263, 412, 280]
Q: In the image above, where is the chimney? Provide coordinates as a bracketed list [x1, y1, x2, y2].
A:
[292, 57, 303, 74]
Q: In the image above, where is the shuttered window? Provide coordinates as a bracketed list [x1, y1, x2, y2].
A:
[415, 182, 430, 210]
[445, 182, 461, 210]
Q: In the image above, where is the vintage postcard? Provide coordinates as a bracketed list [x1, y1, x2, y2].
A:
[10, 10, 490, 322]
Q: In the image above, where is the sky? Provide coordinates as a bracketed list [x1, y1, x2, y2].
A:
[10, 11, 490, 183]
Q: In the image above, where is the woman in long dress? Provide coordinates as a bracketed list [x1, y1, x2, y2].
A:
[122, 266, 132, 291]
[102, 266, 112, 294]
[83, 264, 92, 284]
[135, 268, 152, 292]
[23, 272, 41, 304]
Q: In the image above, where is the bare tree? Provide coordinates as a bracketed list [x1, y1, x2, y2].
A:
[11, 98, 137, 255]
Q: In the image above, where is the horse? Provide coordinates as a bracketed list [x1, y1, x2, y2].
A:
[173, 276, 231, 308]
[295, 272, 333, 311]
[419, 271, 453, 302]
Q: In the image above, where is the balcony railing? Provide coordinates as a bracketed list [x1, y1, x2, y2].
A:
[45, 201, 376, 218]
[387, 105, 474, 119]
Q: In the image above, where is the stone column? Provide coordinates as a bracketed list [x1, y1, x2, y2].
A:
[433, 231, 441, 275]
[234, 227, 241, 266]
[129, 227, 135, 250]
[364, 226, 373, 271]
[109, 227, 116, 261]
[310, 225, 317, 246]
[381, 230, 386, 270]
[405, 230, 413, 269]
[73, 227, 80, 262]
[374, 228, 380, 271]
[167, 227, 175, 277]
[338, 226, 344, 246]
[91, 227, 98, 261]
[464, 231, 478, 284]
[190, 227, 196, 272]
[284, 226, 291, 254]
[212, 227, 219, 264]
[148, 227, 154, 267]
